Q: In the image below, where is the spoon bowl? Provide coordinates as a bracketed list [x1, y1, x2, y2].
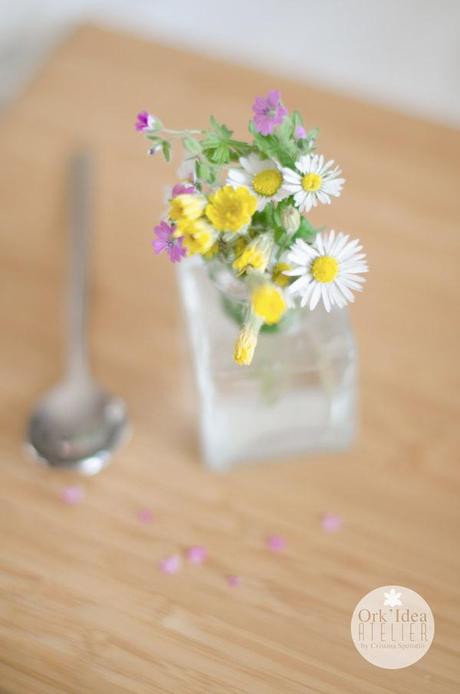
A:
[27, 379, 128, 475]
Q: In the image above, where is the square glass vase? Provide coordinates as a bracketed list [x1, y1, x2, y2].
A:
[177, 256, 357, 471]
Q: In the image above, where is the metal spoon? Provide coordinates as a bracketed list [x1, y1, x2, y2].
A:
[25, 152, 129, 475]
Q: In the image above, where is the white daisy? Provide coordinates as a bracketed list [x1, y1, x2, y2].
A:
[282, 154, 345, 213]
[284, 230, 368, 312]
[227, 154, 289, 211]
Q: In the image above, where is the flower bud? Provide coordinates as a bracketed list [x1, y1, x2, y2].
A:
[280, 206, 300, 235]
[147, 144, 162, 156]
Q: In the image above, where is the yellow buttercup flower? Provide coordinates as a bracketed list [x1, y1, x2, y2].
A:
[169, 193, 206, 222]
[272, 262, 292, 287]
[177, 218, 216, 255]
[251, 283, 287, 325]
[205, 185, 257, 233]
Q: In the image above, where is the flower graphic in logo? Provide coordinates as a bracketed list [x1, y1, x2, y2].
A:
[383, 588, 402, 607]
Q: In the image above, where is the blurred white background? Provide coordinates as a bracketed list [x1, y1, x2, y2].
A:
[0, 0, 459, 126]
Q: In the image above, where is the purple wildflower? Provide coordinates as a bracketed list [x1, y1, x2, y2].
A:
[153, 221, 186, 263]
[172, 182, 197, 197]
[252, 90, 288, 135]
[135, 111, 156, 132]
[295, 125, 307, 140]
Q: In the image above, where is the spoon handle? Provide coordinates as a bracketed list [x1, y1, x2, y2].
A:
[68, 151, 91, 381]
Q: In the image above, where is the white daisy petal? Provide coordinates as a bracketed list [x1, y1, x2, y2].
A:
[284, 267, 306, 277]
[300, 281, 315, 307]
[309, 283, 322, 310]
[321, 285, 332, 312]
[287, 274, 310, 295]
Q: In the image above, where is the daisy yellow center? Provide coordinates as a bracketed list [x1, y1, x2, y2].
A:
[302, 172, 322, 192]
[252, 169, 282, 197]
[311, 256, 339, 283]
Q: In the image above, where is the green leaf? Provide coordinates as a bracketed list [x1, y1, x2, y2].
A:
[210, 115, 233, 139]
[207, 144, 231, 165]
[161, 140, 171, 162]
[183, 137, 202, 155]
[291, 111, 303, 130]
[195, 160, 211, 182]
[293, 217, 318, 243]
[276, 114, 295, 142]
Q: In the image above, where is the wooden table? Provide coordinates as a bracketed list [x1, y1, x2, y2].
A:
[0, 25, 459, 693]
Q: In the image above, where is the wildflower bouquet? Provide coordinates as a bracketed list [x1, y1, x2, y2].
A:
[136, 90, 368, 366]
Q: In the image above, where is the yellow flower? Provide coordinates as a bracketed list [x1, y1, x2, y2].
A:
[251, 283, 287, 325]
[177, 218, 216, 255]
[272, 262, 292, 287]
[232, 233, 273, 275]
[169, 193, 206, 222]
[205, 185, 257, 233]
[234, 322, 259, 366]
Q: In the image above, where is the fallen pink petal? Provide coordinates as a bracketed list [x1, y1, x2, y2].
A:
[186, 545, 208, 565]
[227, 575, 241, 587]
[266, 534, 286, 552]
[60, 486, 85, 505]
[321, 513, 343, 533]
[137, 508, 154, 523]
[159, 554, 182, 575]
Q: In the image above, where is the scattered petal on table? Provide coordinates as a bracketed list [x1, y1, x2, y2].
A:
[137, 509, 154, 524]
[159, 554, 182, 575]
[321, 513, 343, 533]
[266, 534, 286, 552]
[60, 486, 85, 505]
[186, 545, 208, 565]
[227, 575, 241, 587]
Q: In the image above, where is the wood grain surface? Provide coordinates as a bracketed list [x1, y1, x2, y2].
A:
[0, 24, 459, 694]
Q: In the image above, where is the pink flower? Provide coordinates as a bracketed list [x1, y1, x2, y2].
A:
[186, 546, 208, 565]
[60, 486, 85, 505]
[137, 508, 154, 524]
[135, 111, 156, 132]
[152, 221, 186, 263]
[321, 513, 343, 533]
[159, 554, 182, 574]
[172, 182, 197, 197]
[252, 90, 288, 135]
[266, 534, 286, 552]
[227, 575, 241, 587]
[295, 125, 307, 140]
